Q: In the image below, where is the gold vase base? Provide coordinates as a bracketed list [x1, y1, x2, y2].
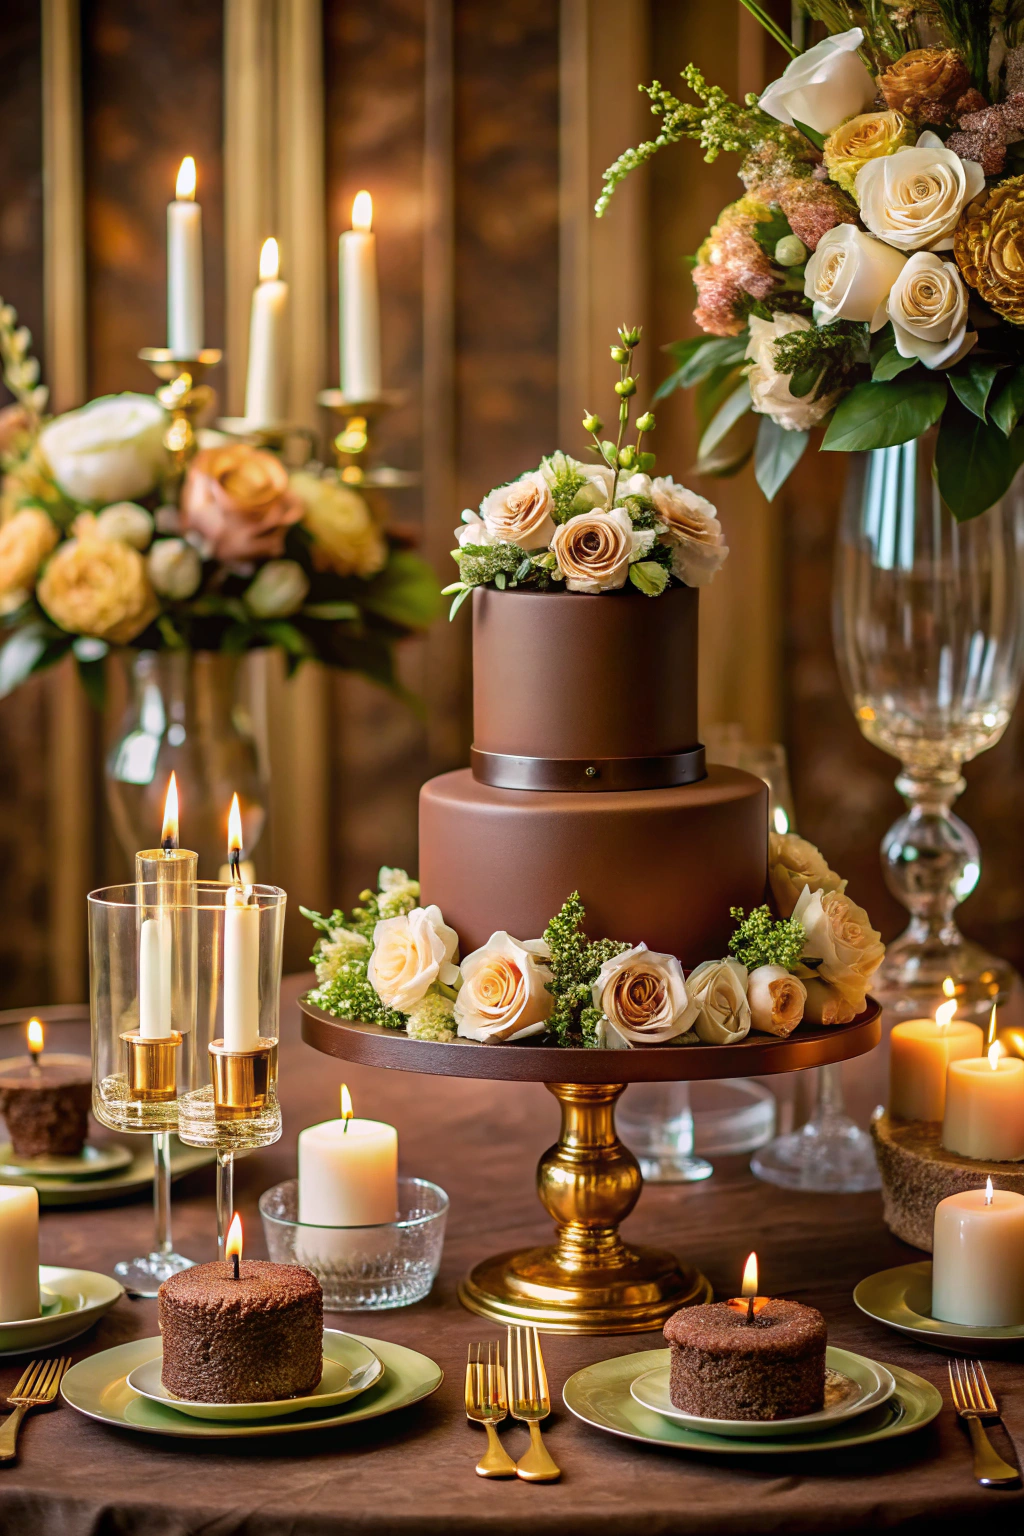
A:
[458, 1244, 711, 1335]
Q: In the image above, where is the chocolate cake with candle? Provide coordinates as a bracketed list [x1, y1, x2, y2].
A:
[0, 1047, 91, 1160]
[664, 1298, 827, 1420]
[159, 1260, 323, 1403]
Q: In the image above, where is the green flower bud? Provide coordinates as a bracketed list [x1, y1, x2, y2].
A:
[620, 325, 642, 347]
[582, 413, 602, 434]
[635, 412, 655, 433]
[614, 376, 637, 398]
[610, 345, 629, 363]
[617, 445, 637, 468]
[774, 234, 807, 267]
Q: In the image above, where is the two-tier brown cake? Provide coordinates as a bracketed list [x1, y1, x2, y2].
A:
[664, 1299, 827, 1420]
[159, 1260, 323, 1404]
[419, 585, 767, 963]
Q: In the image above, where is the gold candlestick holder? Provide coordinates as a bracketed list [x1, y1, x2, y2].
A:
[121, 1031, 183, 1102]
[139, 347, 223, 490]
[316, 389, 419, 489]
[215, 418, 317, 465]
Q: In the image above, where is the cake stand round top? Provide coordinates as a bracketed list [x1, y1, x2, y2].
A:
[299, 996, 881, 1084]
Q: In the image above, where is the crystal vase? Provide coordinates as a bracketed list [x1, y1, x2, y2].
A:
[106, 651, 269, 878]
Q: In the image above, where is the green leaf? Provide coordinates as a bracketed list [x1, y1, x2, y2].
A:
[697, 382, 751, 463]
[494, 570, 506, 590]
[259, 620, 316, 658]
[989, 365, 1024, 436]
[792, 118, 826, 150]
[948, 358, 999, 422]
[628, 560, 669, 596]
[0, 624, 70, 698]
[448, 586, 473, 621]
[822, 376, 947, 452]
[600, 439, 619, 467]
[75, 654, 106, 710]
[636, 451, 656, 473]
[935, 398, 1024, 521]
[355, 551, 442, 629]
[787, 365, 819, 399]
[754, 417, 809, 502]
[654, 334, 749, 400]
[301, 601, 360, 621]
[872, 347, 918, 382]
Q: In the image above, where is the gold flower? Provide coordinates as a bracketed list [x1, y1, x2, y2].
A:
[822, 111, 914, 196]
[954, 175, 1024, 325]
[38, 533, 159, 644]
[878, 48, 970, 124]
[290, 471, 387, 579]
[0, 508, 58, 608]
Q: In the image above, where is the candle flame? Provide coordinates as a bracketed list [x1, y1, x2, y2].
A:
[935, 998, 957, 1029]
[161, 772, 179, 849]
[226, 1212, 243, 1264]
[176, 156, 196, 201]
[26, 1018, 43, 1055]
[988, 1001, 998, 1047]
[741, 1252, 758, 1297]
[351, 190, 373, 232]
[986, 1176, 994, 1205]
[227, 793, 244, 869]
[259, 237, 279, 282]
[942, 976, 956, 999]
[989, 1038, 1005, 1071]
[340, 1083, 354, 1123]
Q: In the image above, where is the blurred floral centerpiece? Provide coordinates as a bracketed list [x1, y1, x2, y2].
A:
[601, 0, 1024, 519]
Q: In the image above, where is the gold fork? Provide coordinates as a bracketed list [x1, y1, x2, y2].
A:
[0, 1356, 70, 1463]
[465, 1342, 516, 1478]
[948, 1358, 1021, 1488]
[507, 1325, 560, 1482]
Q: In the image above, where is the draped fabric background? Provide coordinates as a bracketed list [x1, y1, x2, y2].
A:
[0, 0, 1021, 1006]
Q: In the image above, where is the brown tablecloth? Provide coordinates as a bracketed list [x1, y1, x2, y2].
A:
[0, 977, 1022, 1536]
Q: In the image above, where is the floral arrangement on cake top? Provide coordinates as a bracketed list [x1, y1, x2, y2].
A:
[0, 301, 439, 702]
[442, 326, 728, 617]
[303, 831, 884, 1049]
[600, 3, 1024, 520]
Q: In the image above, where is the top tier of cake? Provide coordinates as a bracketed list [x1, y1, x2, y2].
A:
[470, 584, 703, 792]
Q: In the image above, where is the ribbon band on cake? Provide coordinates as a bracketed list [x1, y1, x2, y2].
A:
[470, 745, 707, 793]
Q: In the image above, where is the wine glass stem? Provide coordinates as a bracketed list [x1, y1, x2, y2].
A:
[217, 1151, 235, 1259]
[153, 1130, 173, 1259]
[815, 1063, 846, 1125]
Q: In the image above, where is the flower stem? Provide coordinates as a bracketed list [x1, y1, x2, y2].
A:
[736, 0, 799, 58]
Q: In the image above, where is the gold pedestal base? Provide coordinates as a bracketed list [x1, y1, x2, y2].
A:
[458, 1082, 712, 1335]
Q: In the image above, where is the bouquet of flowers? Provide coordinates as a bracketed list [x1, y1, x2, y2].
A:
[600, 1, 1024, 519]
[0, 302, 440, 702]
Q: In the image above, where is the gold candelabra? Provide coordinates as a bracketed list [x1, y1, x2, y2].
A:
[316, 389, 419, 488]
[139, 347, 222, 490]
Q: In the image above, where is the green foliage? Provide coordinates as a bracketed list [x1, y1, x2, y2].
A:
[302, 876, 421, 1033]
[629, 559, 670, 596]
[729, 905, 805, 972]
[948, 358, 1000, 423]
[454, 541, 529, 587]
[822, 376, 948, 452]
[771, 320, 865, 402]
[929, 0, 992, 92]
[754, 417, 808, 503]
[934, 397, 1024, 521]
[990, 365, 1024, 436]
[543, 893, 630, 1048]
[542, 453, 591, 523]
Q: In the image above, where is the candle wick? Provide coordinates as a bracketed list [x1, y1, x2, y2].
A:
[343, 1118, 349, 1135]
[746, 1294, 755, 1324]
[231, 1253, 240, 1280]
[229, 847, 241, 888]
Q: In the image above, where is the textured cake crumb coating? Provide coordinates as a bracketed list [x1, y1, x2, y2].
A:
[664, 1298, 826, 1420]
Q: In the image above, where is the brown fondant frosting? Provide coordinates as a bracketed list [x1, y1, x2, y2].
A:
[0, 1056, 91, 1158]
[664, 1298, 827, 1420]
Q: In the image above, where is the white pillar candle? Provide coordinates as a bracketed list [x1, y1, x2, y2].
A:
[167, 156, 204, 356]
[298, 1117, 398, 1227]
[339, 191, 381, 401]
[932, 1181, 1024, 1325]
[138, 916, 173, 1040]
[223, 887, 260, 1052]
[942, 1045, 1024, 1161]
[0, 1185, 39, 1322]
[244, 238, 288, 425]
[890, 1019, 984, 1121]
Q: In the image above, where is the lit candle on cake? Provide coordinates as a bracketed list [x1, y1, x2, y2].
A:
[244, 238, 288, 425]
[167, 156, 204, 355]
[0, 1185, 39, 1322]
[932, 1178, 1024, 1325]
[942, 1041, 1024, 1161]
[0, 1019, 91, 1160]
[889, 979, 984, 1122]
[339, 191, 381, 401]
[223, 794, 260, 1052]
[726, 1251, 768, 1322]
[298, 1084, 398, 1226]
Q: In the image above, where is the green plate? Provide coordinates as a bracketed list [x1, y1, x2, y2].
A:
[0, 1267, 124, 1357]
[854, 1261, 1024, 1348]
[563, 1348, 941, 1455]
[0, 1136, 214, 1207]
[62, 1333, 443, 1438]
[0, 1141, 133, 1180]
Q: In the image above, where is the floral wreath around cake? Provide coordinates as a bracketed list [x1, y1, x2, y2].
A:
[302, 833, 885, 1049]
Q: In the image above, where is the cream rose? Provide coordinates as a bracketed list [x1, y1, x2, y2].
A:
[822, 111, 915, 196]
[856, 132, 985, 253]
[454, 931, 553, 1043]
[93, 502, 154, 550]
[650, 477, 729, 588]
[802, 976, 857, 1026]
[367, 905, 459, 1013]
[886, 251, 976, 369]
[146, 538, 202, 600]
[0, 508, 58, 607]
[792, 885, 885, 1013]
[550, 507, 650, 593]
[244, 559, 310, 618]
[759, 28, 876, 136]
[591, 943, 698, 1046]
[480, 471, 556, 550]
[40, 393, 168, 505]
[455, 510, 495, 548]
[38, 533, 159, 644]
[769, 831, 845, 919]
[687, 957, 751, 1044]
[804, 224, 907, 328]
[747, 964, 807, 1038]
[745, 315, 840, 432]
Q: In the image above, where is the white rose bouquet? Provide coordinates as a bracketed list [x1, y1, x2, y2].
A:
[600, 5, 1024, 520]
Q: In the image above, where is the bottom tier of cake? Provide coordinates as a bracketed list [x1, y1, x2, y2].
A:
[419, 763, 767, 967]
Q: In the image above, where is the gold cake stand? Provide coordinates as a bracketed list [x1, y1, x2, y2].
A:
[299, 997, 881, 1335]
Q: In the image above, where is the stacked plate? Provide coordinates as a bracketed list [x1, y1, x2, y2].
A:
[0, 1268, 125, 1358]
[564, 1345, 942, 1455]
[0, 1136, 214, 1207]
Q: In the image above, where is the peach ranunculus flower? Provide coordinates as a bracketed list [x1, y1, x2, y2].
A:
[38, 531, 159, 644]
[479, 471, 556, 551]
[747, 964, 807, 1038]
[180, 444, 302, 564]
[454, 931, 554, 1043]
[792, 885, 885, 1015]
[0, 508, 59, 610]
[290, 471, 387, 579]
[768, 830, 845, 919]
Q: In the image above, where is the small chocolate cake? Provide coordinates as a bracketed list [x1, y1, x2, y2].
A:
[159, 1260, 323, 1404]
[664, 1299, 827, 1421]
[0, 1057, 91, 1158]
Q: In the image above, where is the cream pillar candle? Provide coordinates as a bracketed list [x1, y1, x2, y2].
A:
[942, 1044, 1024, 1161]
[890, 997, 983, 1121]
[223, 886, 260, 1052]
[339, 191, 381, 401]
[932, 1180, 1024, 1325]
[167, 156, 204, 355]
[244, 238, 288, 425]
[298, 1093, 398, 1227]
[138, 917, 170, 1039]
[0, 1185, 39, 1322]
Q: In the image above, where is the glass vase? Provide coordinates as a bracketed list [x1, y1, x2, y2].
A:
[834, 434, 1024, 1022]
[106, 651, 268, 879]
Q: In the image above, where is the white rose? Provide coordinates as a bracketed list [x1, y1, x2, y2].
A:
[455, 509, 495, 548]
[747, 965, 807, 1038]
[40, 393, 168, 504]
[244, 559, 310, 617]
[145, 538, 202, 600]
[792, 885, 885, 1013]
[618, 472, 654, 502]
[759, 28, 876, 136]
[591, 943, 698, 1045]
[687, 957, 751, 1044]
[804, 224, 907, 328]
[650, 477, 728, 588]
[368, 905, 460, 1013]
[94, 502, 154, 550]
[480, 470, 555, 550]
[550, 507, 651, 593]
[886, 251, 977, 370]
[455, 931, 553, 1042]
[745, 314, 839, 432]
[855, 132, 985, 252]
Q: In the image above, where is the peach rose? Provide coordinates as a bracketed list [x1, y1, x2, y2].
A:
[180, 444, 301, 564]
[747, 964, 807, 1037]
[367, 905, 459, 1013]
[0, 508, 58, 607]
[769, 831, 845, 919]
[551, 507, 649, 593]
[591, 943, 697, 1045]
[480, 471, 555, 550]
[454, 931, 554, 1043]
[793, 885, 885, 1014]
